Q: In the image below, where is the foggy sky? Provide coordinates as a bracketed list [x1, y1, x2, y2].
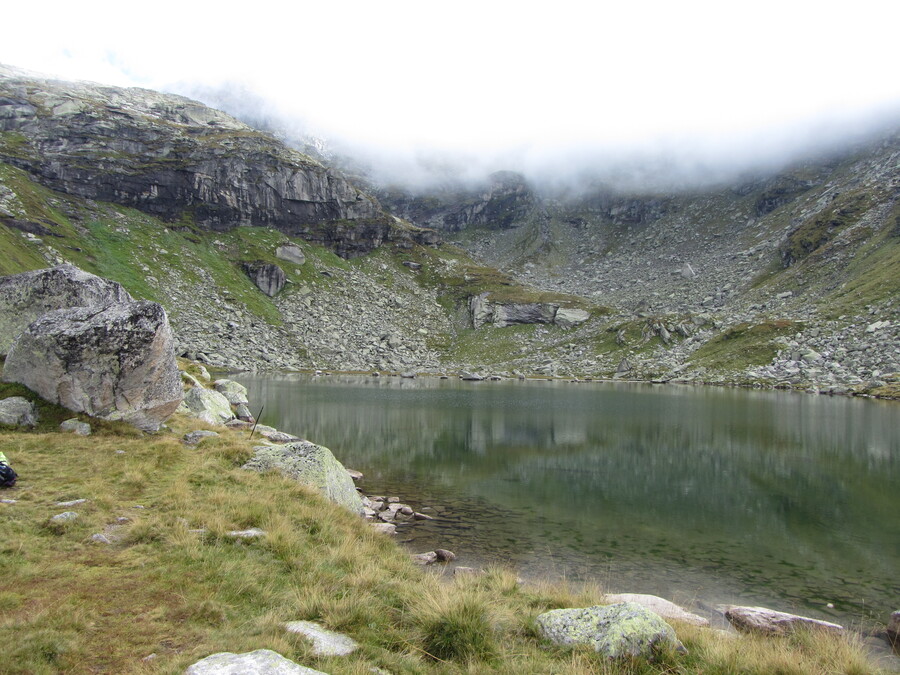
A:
[3, 0, 899, 191]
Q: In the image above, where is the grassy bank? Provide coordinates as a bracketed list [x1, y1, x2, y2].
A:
[0, 400, 885, 673]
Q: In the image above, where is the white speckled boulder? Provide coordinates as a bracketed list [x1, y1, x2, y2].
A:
[0, 264, 133, 355]
[242, 441, 364, 515]
[3, 301, 181, 431]
[184, 649, 328, 674]
[535, 602, 682, 659]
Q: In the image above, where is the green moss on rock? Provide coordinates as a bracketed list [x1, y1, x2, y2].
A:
[534, 602, 681, 659]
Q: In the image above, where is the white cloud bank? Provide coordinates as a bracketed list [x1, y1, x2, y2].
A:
[3, 0, 899, 187]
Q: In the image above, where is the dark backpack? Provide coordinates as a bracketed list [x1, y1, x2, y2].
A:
[0, 463, 16, 487]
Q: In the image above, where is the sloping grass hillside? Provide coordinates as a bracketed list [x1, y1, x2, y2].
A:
[0, 386, 883, 674]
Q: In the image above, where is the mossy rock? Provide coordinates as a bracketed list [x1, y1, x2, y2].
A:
[535, 602, 682, 659]
[242, 441, 364, 515]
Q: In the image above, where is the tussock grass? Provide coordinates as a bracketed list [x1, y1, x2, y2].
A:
[0, 417, 887, 674]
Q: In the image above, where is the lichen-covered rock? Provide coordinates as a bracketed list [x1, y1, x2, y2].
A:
[184, 649, 328, 675]
[0, 264, 133, 355]
[242, 441, 364, 515]
[2, 301, 181, 431]
[535, 602, 682, 659]
[183, 387, 234, 423]
[243, 262, 286, 297]
[212, 379, 249, 405]
[0, 396, 37, 427]
[723, 605, 843, 635]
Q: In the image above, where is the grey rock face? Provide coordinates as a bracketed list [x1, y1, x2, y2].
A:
[283, 621, 359, 656]
[2, 301, 182, 431]
[276, 244, 306, 265]
[380, 170, 536, 232]
[242, 441, 364, 515]
[723, 605, 843, 635]
[0, 68, 444, 259]
[184, 649, 329, 675]
[469, 293, 589, 329]
[0, 264, 133, 355]
[243, 262, 286, 297]
[0, 396, 37, 427]
[534, 602, 681, 659]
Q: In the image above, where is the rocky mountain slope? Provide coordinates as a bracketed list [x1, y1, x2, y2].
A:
[383, 134, 900, 396]
[0, 64, 897, 397]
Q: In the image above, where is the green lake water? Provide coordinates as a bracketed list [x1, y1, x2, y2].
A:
[237, 374, 899, 630]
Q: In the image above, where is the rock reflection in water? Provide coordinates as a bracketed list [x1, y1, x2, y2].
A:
[237, 374, 899, 628]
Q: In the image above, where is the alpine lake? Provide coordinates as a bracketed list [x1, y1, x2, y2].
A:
[236, 373, 899, 634]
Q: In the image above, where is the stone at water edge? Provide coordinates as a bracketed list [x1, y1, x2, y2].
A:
[241, 441, 364, 515]
[284, 620, 359, 656]
[2, 301, 182, 432]
[0, 264, 133, 356]
[183, 387, 234, 424]
[212, 379, 249, 405]
[0, 397, 37, 427]
[184, 649, 328, 675]
[534, 602, 683, 659]
[887, 610, 900, 644]
[723, 605, 843, 635]
[604, 593, 709, 627]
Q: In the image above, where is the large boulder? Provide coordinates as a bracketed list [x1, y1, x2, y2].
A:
[534, 602, 682, 659]
[723, 606, 843, 635]
[2, 301, 182, 431]
[184, 649, 328, 675]
[242, 441, 364, 515]
[243, 261, 286, 297]
[0, 396, 38, 427]
[0, 264, 133, 355]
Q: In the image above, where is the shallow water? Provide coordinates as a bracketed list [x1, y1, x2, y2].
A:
[237, 374, 899, 629]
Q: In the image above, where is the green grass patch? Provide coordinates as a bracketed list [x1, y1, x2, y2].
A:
[781, 193, 870, 267]
[690, 320, 800, 373]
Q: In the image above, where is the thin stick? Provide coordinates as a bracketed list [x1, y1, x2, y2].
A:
[248, 405, 264, 440]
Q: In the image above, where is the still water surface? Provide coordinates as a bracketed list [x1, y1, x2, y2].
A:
[237, 374, 899, 628]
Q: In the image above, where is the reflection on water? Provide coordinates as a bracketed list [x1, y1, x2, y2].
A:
[238, 374, 899, 627]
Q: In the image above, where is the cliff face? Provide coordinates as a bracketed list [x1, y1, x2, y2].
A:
[0, 65, 436, 257]
[379, 170, 537, 232]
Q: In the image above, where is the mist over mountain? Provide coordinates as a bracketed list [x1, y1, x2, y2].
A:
[174, 78, 900, 195]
